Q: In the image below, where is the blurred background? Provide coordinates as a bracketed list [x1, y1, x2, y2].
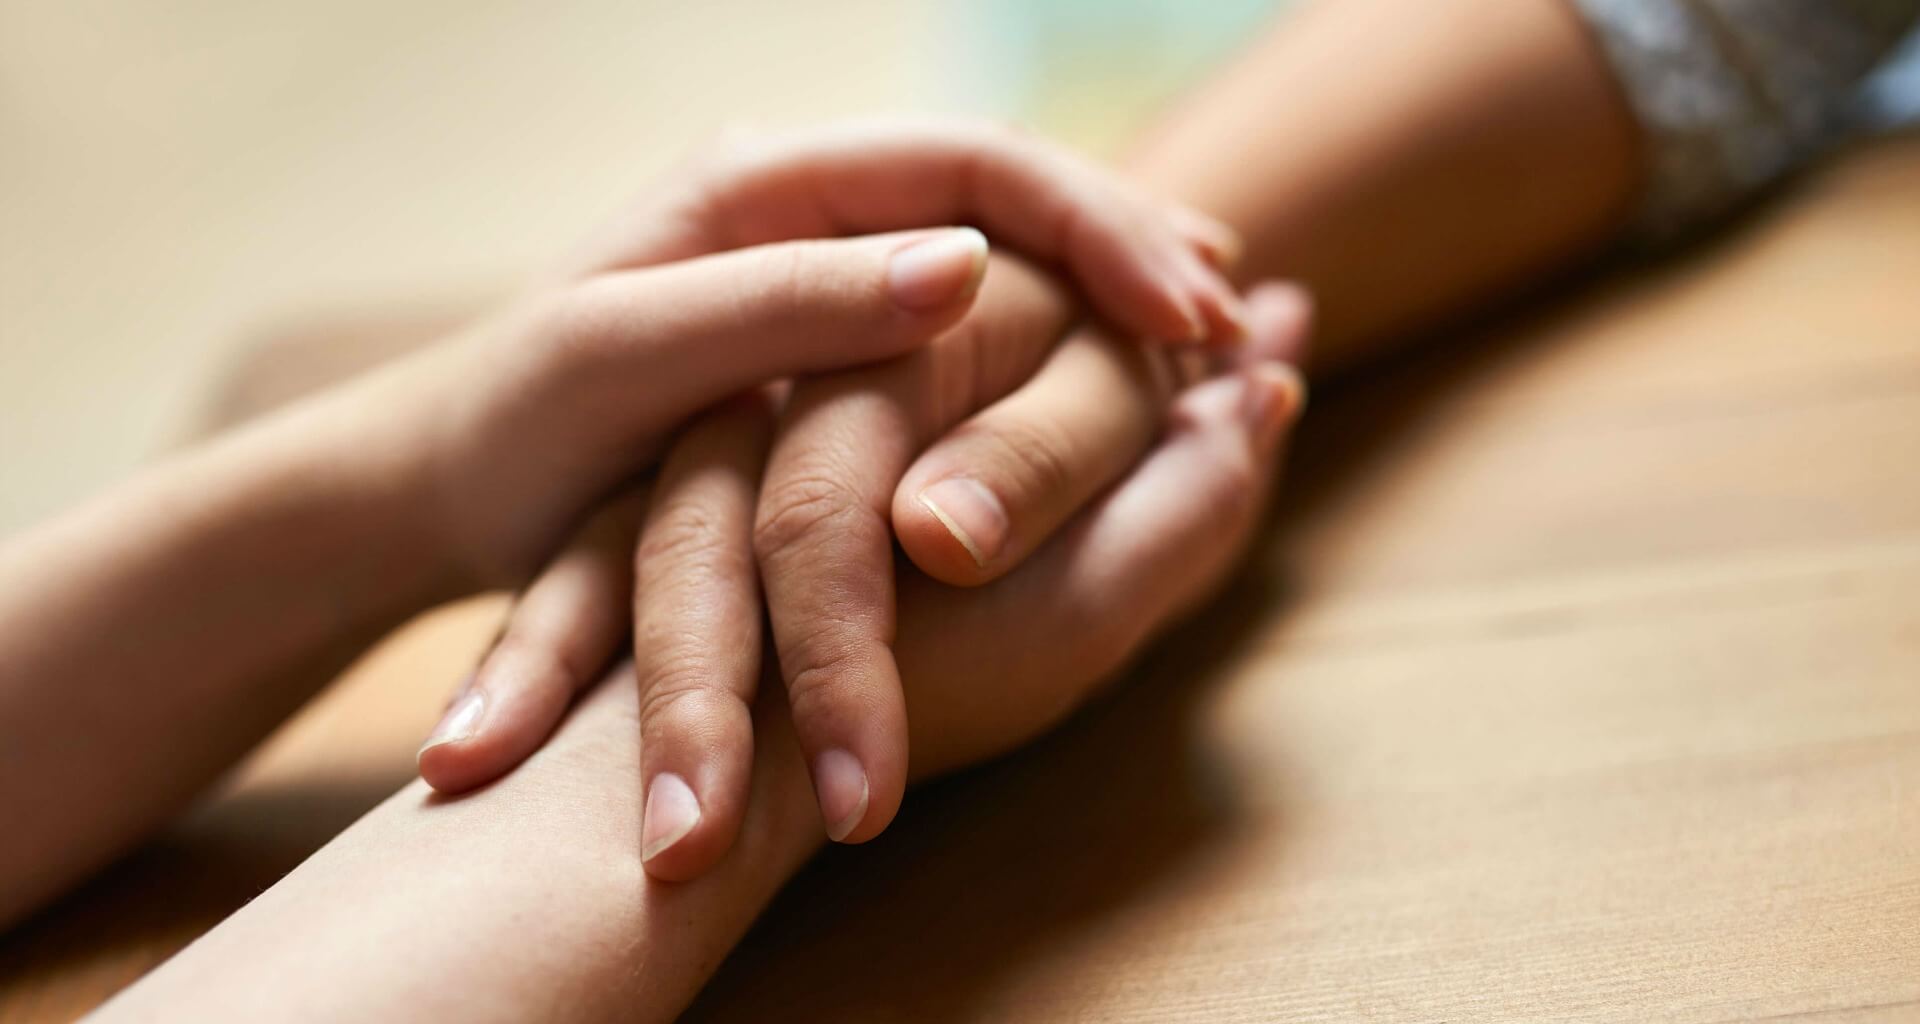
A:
[0, 0, 1287, 533]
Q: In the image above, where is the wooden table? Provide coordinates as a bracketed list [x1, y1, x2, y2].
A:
[4, 137, 1918, 1022]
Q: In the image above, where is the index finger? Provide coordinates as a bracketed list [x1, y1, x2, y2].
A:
[570, 117, 1243, 346]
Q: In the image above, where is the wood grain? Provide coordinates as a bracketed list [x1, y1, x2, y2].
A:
[3, 136, 1918, 1022]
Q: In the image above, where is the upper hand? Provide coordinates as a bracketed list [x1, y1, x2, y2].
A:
[410, 117, 1245, 591]
[417, 280, 1311, 880]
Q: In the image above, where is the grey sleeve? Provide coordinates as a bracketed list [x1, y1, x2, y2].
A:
[1571, 0, 1919, 240]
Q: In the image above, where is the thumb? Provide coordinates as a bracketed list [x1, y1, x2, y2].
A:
[540, 226, 988, 435]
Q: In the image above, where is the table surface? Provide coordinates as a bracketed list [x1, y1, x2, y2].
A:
[3, 137, 1918, 1022]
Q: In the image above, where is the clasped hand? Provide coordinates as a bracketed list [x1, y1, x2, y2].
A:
[403, 119, 1309, 881]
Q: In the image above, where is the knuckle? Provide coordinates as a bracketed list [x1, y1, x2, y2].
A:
[638, 499, 742, 576]
[777, 641, 864, 725]
[975, 413, 1080, 502]
[752, 471, 864, 563]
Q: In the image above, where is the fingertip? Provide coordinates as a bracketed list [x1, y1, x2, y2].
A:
[795, 710, 906, 845]
[415, 722, 532, 796]
[416, 687, 492, 793]
[894, 499, 997, 586]
[886, 227, 989, 313]
[1168, 202, 1244, 270]
[1243, 281, 1315, 367]
[641, 770, 739, 882]
[634, 690, 757, 881]
[1236, 362, 1308, 455]
[1138, 249, 1243, 349]
[815, 748, 870, 843]
[893, 477, 1008, 586]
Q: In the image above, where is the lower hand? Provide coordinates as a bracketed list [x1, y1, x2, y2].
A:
[418, 282, 1311, 878]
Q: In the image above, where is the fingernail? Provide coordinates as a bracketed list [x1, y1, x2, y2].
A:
[641, 772, 702, 862]
[1240, 366, 1307, 452]
[888, 228, 989, 312]
[1161, 276, 1207, 344]
[814, 749, 869, 842]
[1212, 289, 1252, 345]
[420, 689, 485, 755]
[916, 476, 1009, 569]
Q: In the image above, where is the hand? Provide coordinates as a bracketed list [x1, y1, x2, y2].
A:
[419, 282, 1311, 879]
[94, 305, 1305, 1024]
[410, 118, 1245, 592]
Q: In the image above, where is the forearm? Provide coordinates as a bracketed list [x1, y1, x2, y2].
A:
[0, 352, 467, 925]
[1128, 0, 1642, 368]
[93, 670, 823, 1024]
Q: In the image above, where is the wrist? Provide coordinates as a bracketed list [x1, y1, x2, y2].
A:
[252, 344, 482, 616]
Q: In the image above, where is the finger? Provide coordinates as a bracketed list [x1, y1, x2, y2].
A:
[1163, 202, 1244, 271]
[632, 392, 775, 880]
[536, 227, 990, 456]
[896, 361, 1309, 777]
[1227, 282, 1315, 372]
[578, 117, 1239, 345]
[891, 327, 1176, 586]
[754, 254, 1074, 845]
[893, 279, 1312, 586]
[418, 490, 646, 793]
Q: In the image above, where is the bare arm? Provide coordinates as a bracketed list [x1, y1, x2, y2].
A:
[93, 300, 1310, 1023]
[1128, 0, 1643, 367]
[90, 671, 824, 1024]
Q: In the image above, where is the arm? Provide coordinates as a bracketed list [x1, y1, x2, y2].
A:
[91, 673, 824, 1024]
[96, 297, 1309, 1024]
[1127, 0, 1643, 368]
[0, 225, 1016, 929]
[0, 120, 1239, 926]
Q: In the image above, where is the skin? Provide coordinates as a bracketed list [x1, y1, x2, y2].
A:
[0, 120, 1236, 928]
[93, 309, 1309, 1024]
[11, 0, 1652, 1013]
[441, 0, 1644, 879]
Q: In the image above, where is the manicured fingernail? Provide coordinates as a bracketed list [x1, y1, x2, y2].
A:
[916, 476, 1009, 569]
[642, 772, 702, 862]
[420, 690, 485, 755]
[1240, 366, 1307, 451]
[814, 749, 869, 842]
[888, 228, 989, 311]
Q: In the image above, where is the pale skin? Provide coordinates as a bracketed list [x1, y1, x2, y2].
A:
[5, 0, 1651, 1017]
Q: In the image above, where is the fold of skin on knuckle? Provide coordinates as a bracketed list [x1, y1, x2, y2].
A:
[973, 412, 1081, 511]
[637, 497, 751, 587]
[635, 668, 749, 753]
[489, 635, 593, 710]
[953, 256, 1075, 406]
[778, 639, 893, 742]
[751, 466, 871, 569]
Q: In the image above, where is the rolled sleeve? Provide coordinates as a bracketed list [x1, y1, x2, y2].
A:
[1572, 0, 1919, 241]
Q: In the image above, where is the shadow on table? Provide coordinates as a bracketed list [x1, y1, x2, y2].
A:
[0, 168, 1793, 1019]
[0, 771, 409, 1012]
[681, 201, 1777, 1020]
